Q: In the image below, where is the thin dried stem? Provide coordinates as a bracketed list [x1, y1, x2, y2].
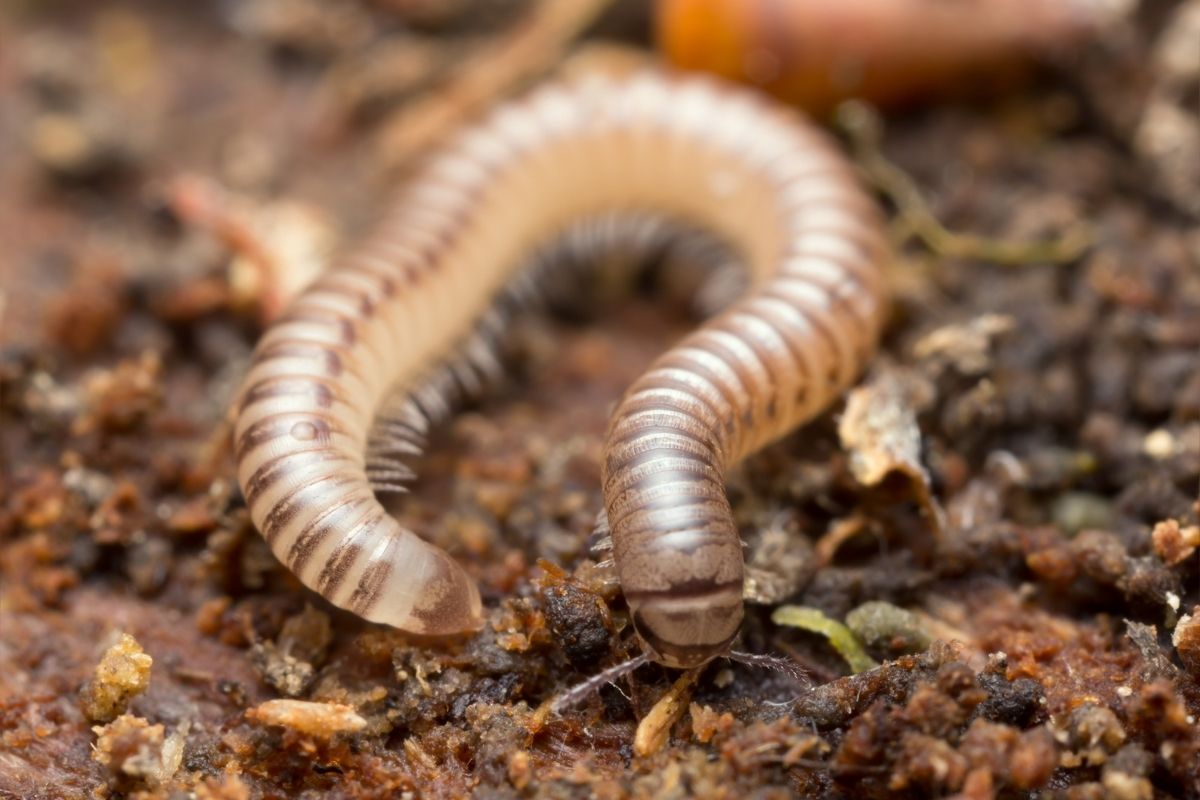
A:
[378, 0, 614, 169]
[838, 101, 1092, 266]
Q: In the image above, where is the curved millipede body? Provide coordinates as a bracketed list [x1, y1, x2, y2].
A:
[233, 72, 889, 668]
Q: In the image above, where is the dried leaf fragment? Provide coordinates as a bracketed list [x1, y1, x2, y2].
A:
[838, 366, 943, 534]
[742, 514, 815, 602]
[1134, 0, 1200, 217]
[1063, 704, 1127, 767]
[1171, 607, 1200, 676]
[1124, 621, 1179, 682]
[377, 0, 613, 167]
[1152, 519, 1200, 566]
[166, 174, 335, 323]
[839, 367, 933, 484]
[250, 605, 333, 696]
[690, 702, 734, 744]
[912, 314, 1015, 377]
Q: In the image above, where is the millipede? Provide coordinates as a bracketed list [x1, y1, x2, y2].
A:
[233, 71, 889, 670]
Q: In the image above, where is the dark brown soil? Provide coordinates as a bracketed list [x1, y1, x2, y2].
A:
[2, 2, 1198, 798]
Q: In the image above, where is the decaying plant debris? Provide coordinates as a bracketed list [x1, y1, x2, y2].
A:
[1, 1, 1198, 798]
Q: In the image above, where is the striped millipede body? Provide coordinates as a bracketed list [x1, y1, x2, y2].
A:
[233, 72, 889, 669]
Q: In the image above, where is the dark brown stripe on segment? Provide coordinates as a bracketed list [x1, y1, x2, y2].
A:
[790, 294, 859, 388]
[713, 315, 786, 422]
[606, 428, 719, 463]
[244, 448, 352, 506]
[605, 442, 713, 487]
[787, 241, 878, 299]
[273, 307, 358, 345]
[624, 578, 741, 602]
[740, 300, 825, 410]
[714, 312, 785, 384]
[791, 218, 881, 260]
[606, 419, 712, 463]
[277, 305, 343, 326]
[261, 471, 359, 545]
[316, 512, 385, 596]
[253, 342, 344, 377]
[631, 373, 724, 425]
[731, 311, 805, 423]
[694, 328, 769, 407]
[603, 454, 718, 498]
[617, 391, 719, 432]
[314, 272, 389, 319]
[654, 355, 741, 415]
[357, 243, 420, 288]
[777, 268, 873, 352]
[349, 555, 395, 617]
[288, 493, 375, 575]
[763, 285, 845, 388]
[607, 410, 720, 452]
[632, 610, 739, 662]
[780, 183, 875, 221]
[607, 474, 724, 525]
[342, 250, 403, 296]
[807, 226, 877, 268]
[608, 495, 729, 538]
[816, 276, 882, 366]
[236, 412, 337, 458]
[688, 330, 767, 431]
[318, 542, 363, 596]
[732, 305, 809, 382]
[655, 353, 743, 440]
[239, 376, 337, 413]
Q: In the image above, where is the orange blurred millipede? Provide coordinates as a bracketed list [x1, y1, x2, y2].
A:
[233, 71, 888, 668]
[657, 0, 1111, 114]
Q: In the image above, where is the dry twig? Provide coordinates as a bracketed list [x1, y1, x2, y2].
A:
[837, 102, 1092, 265]
[377, 0, 614, 169]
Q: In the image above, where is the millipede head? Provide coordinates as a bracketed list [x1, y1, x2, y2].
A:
[628, 583, 743, 669]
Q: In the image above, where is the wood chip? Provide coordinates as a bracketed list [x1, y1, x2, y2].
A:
[633, 668, 700, 757]
[245, 699, 367, 738]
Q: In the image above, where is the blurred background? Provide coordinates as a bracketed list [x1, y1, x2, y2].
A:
[1, 2, 1198, 798]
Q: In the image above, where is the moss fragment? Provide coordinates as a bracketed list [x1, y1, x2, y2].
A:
[772, 605, 878, 673]
[846, 601, 932, 657]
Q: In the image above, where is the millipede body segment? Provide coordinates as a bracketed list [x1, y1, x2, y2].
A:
[233, 72, 888, 668]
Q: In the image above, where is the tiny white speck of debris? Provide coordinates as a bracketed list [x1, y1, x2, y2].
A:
[1143, 429, 1176, 459]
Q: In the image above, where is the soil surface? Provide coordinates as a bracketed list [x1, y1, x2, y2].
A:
[2, 1, 1198, 798]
